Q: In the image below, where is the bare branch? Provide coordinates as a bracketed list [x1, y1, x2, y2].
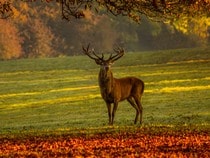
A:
[0, 1, 13, 19]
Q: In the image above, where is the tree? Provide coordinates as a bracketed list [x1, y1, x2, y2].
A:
[0, 19, 23, 60]
[1, 0, 210, 23]
[0, 0, 209, 60]
[12, 1, 60, 58]
[24, 19, 56, 58]
[172, 16, 210, 46]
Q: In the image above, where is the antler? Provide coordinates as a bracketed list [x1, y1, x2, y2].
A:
[108, 46, 124, 62]
[83, 44, 124, 63]
[82, 44, 104, 61]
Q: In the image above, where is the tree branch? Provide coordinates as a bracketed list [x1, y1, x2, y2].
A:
[1, 0, 209, 22]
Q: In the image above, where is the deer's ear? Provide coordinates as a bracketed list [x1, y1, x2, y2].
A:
[108, 61, 114, 66]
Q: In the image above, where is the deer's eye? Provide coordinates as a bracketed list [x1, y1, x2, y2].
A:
[95, 59, 102, 65]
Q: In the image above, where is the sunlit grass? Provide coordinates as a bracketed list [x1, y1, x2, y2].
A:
[0, 86, 98, 98]
[160, 85, 210, 93]
[146, 85, 210, 93]
[0, 47, 210, 135]
[8, 94, 101, 108]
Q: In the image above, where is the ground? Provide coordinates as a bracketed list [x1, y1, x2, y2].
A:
[0, 127, 209, 157]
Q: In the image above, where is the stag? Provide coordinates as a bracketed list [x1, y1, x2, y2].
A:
[83, 44, 144, 125]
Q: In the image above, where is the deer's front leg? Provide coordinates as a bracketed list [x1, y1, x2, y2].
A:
[111, 101, 118, 125]
[106, 102, 112, 125]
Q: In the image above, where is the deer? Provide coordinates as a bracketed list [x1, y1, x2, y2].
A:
[83, 44, 144, 125]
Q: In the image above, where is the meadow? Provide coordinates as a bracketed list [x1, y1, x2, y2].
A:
[0, 47, 210, 135]
[0, 47, 210, 157]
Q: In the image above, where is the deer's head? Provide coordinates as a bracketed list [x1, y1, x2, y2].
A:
[83, 44, 124, 71]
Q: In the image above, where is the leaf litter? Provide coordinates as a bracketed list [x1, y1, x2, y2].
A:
[0, 128, 209, 157]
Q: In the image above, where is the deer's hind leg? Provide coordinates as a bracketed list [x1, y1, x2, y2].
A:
[127, 97, 139, 124]
[133, 96, 143, 124]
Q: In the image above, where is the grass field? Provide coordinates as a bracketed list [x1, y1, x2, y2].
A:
[0, 47, 210, 135]
[0, 47, 210, 157]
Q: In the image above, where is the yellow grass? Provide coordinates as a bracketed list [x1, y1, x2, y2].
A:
[9, 94, 101, 108]
[147, 77, 210, 85]
[0, 86, 98, 99]
[145, 85, 210, 93]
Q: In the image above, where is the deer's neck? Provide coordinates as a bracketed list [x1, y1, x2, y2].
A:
[98, 68, 114, 95]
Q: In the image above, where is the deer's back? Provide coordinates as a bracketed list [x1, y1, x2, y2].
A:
[114, 77, 144, 101]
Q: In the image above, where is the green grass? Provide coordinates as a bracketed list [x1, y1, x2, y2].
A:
[0, 47, 210, 135]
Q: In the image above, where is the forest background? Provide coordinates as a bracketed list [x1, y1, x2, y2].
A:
[0, 1, 209, 60]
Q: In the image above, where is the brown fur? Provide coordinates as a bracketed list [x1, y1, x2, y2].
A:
[83, 44, 144, 125]
[98, 66, 144, 125]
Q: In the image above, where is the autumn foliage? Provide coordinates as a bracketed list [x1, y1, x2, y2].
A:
[0, 129, 209, 157]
